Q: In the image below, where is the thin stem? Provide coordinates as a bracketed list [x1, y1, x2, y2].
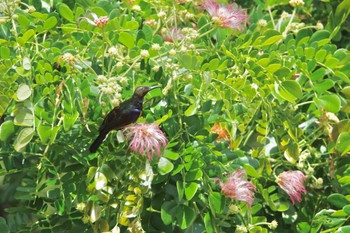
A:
[268, 6, 276, 28]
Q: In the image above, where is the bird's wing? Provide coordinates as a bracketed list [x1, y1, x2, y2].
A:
[99, 106, 141, 133]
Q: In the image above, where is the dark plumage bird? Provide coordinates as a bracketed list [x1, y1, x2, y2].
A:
[89, 86, 160, 153]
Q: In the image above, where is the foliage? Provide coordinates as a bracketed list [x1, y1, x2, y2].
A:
[1, 0, 350, 232]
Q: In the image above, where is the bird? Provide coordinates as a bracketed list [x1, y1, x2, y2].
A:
[89, 86, 160, 153]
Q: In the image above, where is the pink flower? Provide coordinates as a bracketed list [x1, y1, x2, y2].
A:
[163, 27, 184, 42]
[277, 170, 307, 205]
[202, 0, 249, 30]
[123, 123, 167, 160]
[214, 170, 256, 207]
[80, 13, 109, 28]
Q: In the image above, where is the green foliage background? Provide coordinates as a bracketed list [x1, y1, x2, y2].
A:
[1, 0, 350, 232]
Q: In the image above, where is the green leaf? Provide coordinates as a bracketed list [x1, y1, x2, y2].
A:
[158, 157, 174, 175]
[0, 217, 9, 233]
[204, 212, 214, 233]
[23, 56, 31, 70]
[335, 70, 350, 83]
[179, 54, 199, 70]
[309, 30, 330, 45]
[163, 150, 179, 160]
[118, 32, 134, 49]
[336, 132, 350, 156]
[14, 127, 35, 152]
[341, 86, 350, 97]
[343, 204, 350, 215]
[63, 112, 79, 131]
[208, 58, 219, 70]
[95, 172, 107, 190]
[262, 35, 283, 46]
[314, 94, 341, 113]
[125, 20, 139, 30]
[16, 84, 32, 101]
[334, 0, 350, 25]
[47, 188, 60, 199]
[161, 201, 178, 225]
[328, 193, 350, 208]
[142, 24, 153, 41]
[276, 80, 302, 103]
[336, 226, 350, 233]
[14, 108, 33, 126]
[0, 121, 15, 141]
[244, 164, 260, 178]
[314, 50, 327, 63]
[185, 182, 198, 200]
[18, 29, 35, 46]
[311, 68, 327, 81]
[284, 141, 299, 164]
[44, 16, 57, 30]
[37, 124, 51, 144]
[58, 3, 74, 21]
[209, 192, 225, 214]
[184, 104, 197, 116]
[185, 169, 203, 181]
[0, 95, 10, 115]
[176, 205, 196, 229]
[314, 79, 334, 93]
[0, 46, 10, 59]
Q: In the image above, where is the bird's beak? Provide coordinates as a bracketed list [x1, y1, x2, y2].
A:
[148, 86, 160, 91]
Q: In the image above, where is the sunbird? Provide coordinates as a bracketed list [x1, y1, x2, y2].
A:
[89, 86, 160, 153]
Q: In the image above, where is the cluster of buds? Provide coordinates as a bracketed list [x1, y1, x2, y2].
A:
[0, 0, 19, 15]
[157, 10, 167, 19]
[281, 11, 290, 19]
[316, 22, 324, 30]
[289, 22, 305, 33]
[94, 16, 109, 28]
[181, 27, 199, 41]
[131, 5, 141, 12]
[289, 0, 305, 7]
[23, 6, 36, 14]
[178, 9, 195, 20]
[143, 19, 157, 27]
[96, 75, 127, 106]
[59, 52, 76, 67]
[257, 19, 267, 28]
[268, 220, 278, 230]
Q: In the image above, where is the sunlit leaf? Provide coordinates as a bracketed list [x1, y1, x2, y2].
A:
[161, 201, 178, 225]
[314, 94, 341, 113]
[336, 132, 350, 156]
[14, 127, 35, 152]
[58, 3, 74, 21]
[119, 32, 134, 49]
[176, 205, 196, 229]
[185, 182, 198, 200]
[16, 84, 32, 101]
[0, 120, 14, 141]
[158, 157, 174, 175]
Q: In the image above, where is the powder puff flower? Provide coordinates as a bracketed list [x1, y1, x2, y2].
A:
[214, 170, 256, 207]
[80, 13, 109, 28]
[277, 170, 307, 205]
[163, 27, 184, 42]
[124, 123, 167, 160]
[202, 0, 248, 30]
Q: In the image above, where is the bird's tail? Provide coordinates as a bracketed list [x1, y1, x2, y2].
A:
[89, 133, 107, 153]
